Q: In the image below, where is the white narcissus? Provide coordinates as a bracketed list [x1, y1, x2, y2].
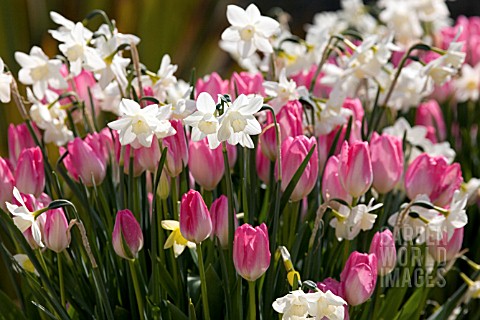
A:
[15, 46, 67, 99]
[454, 63, 480, 102]
[221, 4, 280, 59]
[153, 54, 178, 102]
[305, 290, 346, 320]
[184, 92, 221, 149]
[263, 68, 308, 112]
[442, 190, 468, 240]
[108, 98, 175, 148]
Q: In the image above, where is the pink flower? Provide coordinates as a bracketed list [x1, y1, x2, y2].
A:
[14, 147, 45, 197]
[370, 133, 404, 194]
[114, 135, 144, 177]
[0, 157, 15, 211]
[415, 100, 446, 143]
[44, 208, 70, 253]
[256, 143, 271, 184]
[428, 228, 463, 262]
[188, 138, 224, 191]
[8, 123, 39, 167]
[338, 141, 373, 198]
[180, 190, 212, 243]
[162, 120, 188, 177]
[136, 138, 161, 173]
[278, 136, 318, 202]
[210, 195, 237, 248]
[290, 65, 331, 98]
[340, 252, 377, 306]
[369, 229, 397, 276]
[233, 223, 270, 281]
[229, 72, 264, 97]
[112, 209, 144, 260]
[322, 155, 351, 205]
[196, 72, 229, 98]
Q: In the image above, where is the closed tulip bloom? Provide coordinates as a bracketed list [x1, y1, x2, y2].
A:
[430, 162, 463, 207]
[340, 252, 377, 306]
[369, 229, 397, 276]
[429, 228, 464, 262]
[370, 133, 404, 194]
[229, 71, 264, 97]
[114, 136, 144, 177]
[279, 136, 318, 202]
[195, 72, 229, 98]
[15, 147, 45, 197]
[233, 223, 270, 281]
[180, 190, 212, 243]
[44, 208, 70, 253]
[189, 138, 224, 191]
[8, 123, 38, 167]
[0, 157, 15, 211]
[322, 156, 351, 205]
[210, 195, 238, 248]
[338, 141, 373, 198]
[112, 209, 144, 260]
[415, 100, 447, 143]
[162, 119, 188, 177]
[63, 136, 107, 186]
[256, 143, 271, 184]
[136, 138, 161, 172]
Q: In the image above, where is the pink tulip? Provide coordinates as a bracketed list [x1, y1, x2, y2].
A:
[278, 136, 318, 202]
[256, 143, 271, 184]
[136, 138, 161, 172]
[428, 228, 463, 262]
[369, 229, 397, 276]
[188, 138, 224, 191]
[316, 278, 349, 320]
[62, 135, 107, 186]
[210, 195, 237, 248]
[8, 123, 38, 167]
[338, 141, 373, 198]
[229, 72, 264, 97]
[340, 252, 377, 306]
[162, 120, 188, 177]
[370, 133, 404, 194]
[415, 100, 446, 143]
[233, 223, 270, 281]
[180, 190, 212, 243]
[196, 72, 229, 98]
[227, 142, 237, 169]
[290, 65, 331, 98]
[322, 156, 351, 205]
[430, 162, 463, 207]
[15, 147, 45, 197]
[58, 65, 98, 111]
[0, 157, 15, 211]
[114, 136, 144, 177]
[44, 208, 70, 253]
[112, 209, 144, 260]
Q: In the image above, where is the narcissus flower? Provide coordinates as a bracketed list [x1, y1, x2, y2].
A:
[184, 92, 221, 149]
[0, 57, 12, 103]
[162, 220, 196, 258]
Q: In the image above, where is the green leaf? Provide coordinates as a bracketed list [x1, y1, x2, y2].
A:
[0, 289, 27, 320]
[166, 301, 188, 320]
[393, 288, 424, 320]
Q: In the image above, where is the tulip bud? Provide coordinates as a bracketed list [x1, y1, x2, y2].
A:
[0, 157, 15, 211]
[227, 142, 237, 169]
[8, 123, 38, 167]
[162, 120, 188, 177]
[431, 162, 463, 207]
[196, 72, 229, 98]
[230, 72, 264, 97]
[112, 209, 144, 260]
[370, 133, 404, 194]
[188, 138, 224, 191]
[338, 141, 373, 198]
[180, 190, 212, 243]
[63, 136, 107, 186]
[369, 229, 397, 276]
[256, 143, 271, 184]
[322, 156, 351, 205]
[137, 138, 161, 172]
[210, 195, 237, 248]
[44, 208, 70, 253]
[114, 138, 144, 177]
[233, 223, 270, 281]
[415, 100, 447, 143]
[15, 147, 45, 197]
[278, 136, 318, 202]
[340, 252, 377, 306]
[429, 228, 463, 262]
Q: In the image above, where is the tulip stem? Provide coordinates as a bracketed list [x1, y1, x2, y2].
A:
[196, 243, 210, 320]
[222, 143, 235, 254]
[248, 281, 256, 320]
[129, 260, 145, 320]
[57, 253, 66, 308]
[171, 177, 179, 220]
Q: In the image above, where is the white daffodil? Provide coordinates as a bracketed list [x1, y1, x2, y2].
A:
[0, 57, 12, 103]
[5, 187, 44, 247]
[152, 54, 178, 102]
[442, 190, 468, 240]
[13, 254, 39, 276]
[272, 290, 310, 320]
[218, 94, 263, 148]
[161, 220, 196, 258]
[263, 69, 308, 111]
[15, 46, 67, 99]
[43, 121, 74, 146]
[221, 4, 280, 59]
[108, 98, 175, 148]
[378, 0, 423, 47]
[166, 80, 196, 120]
[330, 199, 381, 241]
[49, 11, 92, 42]
[460, 178, 480, 205]
[305, 290, 346, 320]
[454, 63, 480, 102]
[59, 22, 106, 76]
[184, 92, 221, 149]
[93, 36, 130, 89]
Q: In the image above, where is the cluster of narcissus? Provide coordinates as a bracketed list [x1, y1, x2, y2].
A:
[1, 1, 480, 319]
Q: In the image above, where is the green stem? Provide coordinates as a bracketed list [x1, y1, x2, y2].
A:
[196, 243, 211, 320]
[57, 253, 66, 308]
[248, 281, 256, 320]
[171, 177, 179, 220]
[129, 260, 145, 320]
[222, 143, 235, 254]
